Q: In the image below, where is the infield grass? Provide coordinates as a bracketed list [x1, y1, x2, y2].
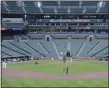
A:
[7, 59, 108, 74]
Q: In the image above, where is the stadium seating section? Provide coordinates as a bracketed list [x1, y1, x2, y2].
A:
[2, 34, 108, 59]
[1, 1, 108, 13]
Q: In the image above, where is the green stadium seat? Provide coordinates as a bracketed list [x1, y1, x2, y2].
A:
[56, 7, 68, 13]
[2, 41, 28, 56]
[81, 1, 98, 6]
[98, 7, 108, 13]
[86, 8, 97, 13]
[1, 7, 8, 12]
[70, 8, 83, 13]
[70, 41, 83, 57]
[60, 1, 79, 6]
[55, 41, 68, 57]
[79, 41, 99, 57]
[88, 41, 108, 57]
[41, 1, 58, 6]
[2, 46, 23, 57]
[1, 53, 12, 58]
[24, 6, 41, 13]
[5, 23, 24, 28]
[25, 40, 50, 57]
[6, 1, 17, 6]
[40, 41, 58, 57]
[42, 7, 54, 13]
[7, 6, 24, 13]
[24, 1, 35, 6]
[10, 41, 42, 57]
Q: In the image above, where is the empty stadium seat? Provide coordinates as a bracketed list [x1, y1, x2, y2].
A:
[78, 41, 99, 57]
[1, 38, 108, 58]
[6, 1, 17, 6]
[5, 23, 24, 28]
[56, 7, 68, 13]
[55, 41, 68, 57]
[60, 1, 79, 6]
[23, 1, 35, 6]
[24, 6, 41, 13]
[70, 8, 84, 13]
[98, 7, 108, 13]
[1, 7, 8, 12]
[25, 40, 50, 57]
[85, 8, 97, 13]
[40, 40, 58, 57]
[10, 41, 42, 57]
[41, 1, 58, 6]
[2, 46, 23, 57]
[95, 47, 108, 57]
[7, 6, 24, 13]
[88, 41, 108, 57]
[81, 1, 98, 6]
[70, 41, 83, 57]
[42, 7, 54, 13]
[2, 41, 28, 56]
[2, 53, 11, 58]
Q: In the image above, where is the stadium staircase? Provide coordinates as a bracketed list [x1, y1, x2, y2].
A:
[76, 42, 86, 57]
[52, 41, 61, 58]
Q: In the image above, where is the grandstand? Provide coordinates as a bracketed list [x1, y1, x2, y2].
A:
[1, 0, 108, 61]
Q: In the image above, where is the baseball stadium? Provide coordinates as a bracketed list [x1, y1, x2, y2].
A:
[1, 0, 109, 87]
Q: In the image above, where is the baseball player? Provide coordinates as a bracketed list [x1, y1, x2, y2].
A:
[63, 67, 66, 75]
[66, 67, 68, 74]
[2, 60, 7, 68]
[35, 61, 38, 67]
[63, 67, 69, 75]
[70, 57, 72, 62]
[63, 56, 66, 63]
[51, 57, 54, 61]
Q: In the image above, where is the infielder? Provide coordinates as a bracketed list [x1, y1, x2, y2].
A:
[63, 56, 66, 63]
[63, 67, 68, 75]
[35, 61, 38, 67]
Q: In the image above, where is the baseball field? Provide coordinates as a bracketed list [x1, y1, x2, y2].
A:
[2, 59, 108, 87]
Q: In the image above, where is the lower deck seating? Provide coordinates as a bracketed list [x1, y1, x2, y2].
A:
[1, 39, 108, 59]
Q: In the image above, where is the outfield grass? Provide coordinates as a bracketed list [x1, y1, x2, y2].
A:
[7, 60, 108, 74]
[2, 78, 108, 87]
[2, 59, 108, 87]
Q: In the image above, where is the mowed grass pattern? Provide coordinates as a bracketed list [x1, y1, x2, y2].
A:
[2, 78, 108, 87]
[7, 60, 108, 74]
